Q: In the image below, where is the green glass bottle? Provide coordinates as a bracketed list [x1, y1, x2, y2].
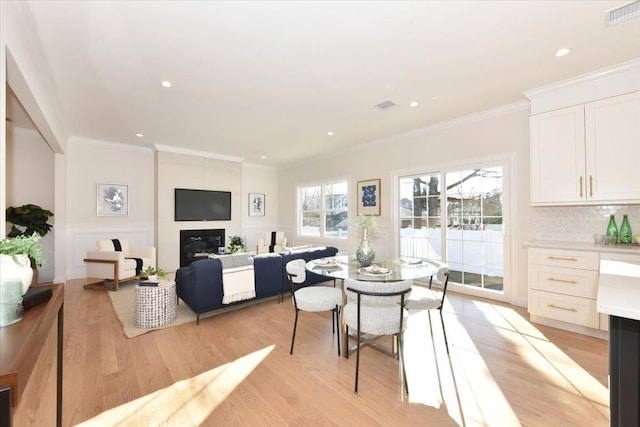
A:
[620, 214, 633, 244]
[606, 214, 618, 244]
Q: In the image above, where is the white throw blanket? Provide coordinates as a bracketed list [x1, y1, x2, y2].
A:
[222, 266, 256, 304]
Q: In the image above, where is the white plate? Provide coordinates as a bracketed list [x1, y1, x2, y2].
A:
[359, 266, 391, 275]
[395, 258, 422, 265]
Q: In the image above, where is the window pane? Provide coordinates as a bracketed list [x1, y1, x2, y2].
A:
[399, 174, 442, 260]
[301, 186, 321, 211]
[301, 212, 320, 236]
[324, 182, 348, 210]
[325, 211, 348, 239]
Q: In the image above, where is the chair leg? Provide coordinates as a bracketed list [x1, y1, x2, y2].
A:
[334, 307, 341, 356]
[439, 310, 449, 354]
[290, 309, 300, 354]
[345, 326, 350, 359]
[355, 325, 361, 393]
[399, 331, 409, 395]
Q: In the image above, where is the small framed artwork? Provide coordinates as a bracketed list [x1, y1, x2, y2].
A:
[357, 179, 381, 216]
[249, 193, 265, 216]
[97, 183, 129, 216]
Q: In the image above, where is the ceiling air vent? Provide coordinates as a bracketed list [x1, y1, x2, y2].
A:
[375, 100, 397, 110]
[605, 0, 640, 25]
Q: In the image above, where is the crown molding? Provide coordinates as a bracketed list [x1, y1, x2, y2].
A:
[154, 144, 244, 163]
[523, 58, 640, 99]
[69, 136, 152, 153]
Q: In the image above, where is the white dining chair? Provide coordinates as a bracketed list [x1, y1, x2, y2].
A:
[343, 278, 412, 394]
[286, 259, 342, 356]
[405, 260, 450, 352]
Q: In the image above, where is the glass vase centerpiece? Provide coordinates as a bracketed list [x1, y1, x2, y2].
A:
[356, 214, 378, 267]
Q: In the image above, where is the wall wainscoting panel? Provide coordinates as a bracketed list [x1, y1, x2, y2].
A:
[66, 223, 154, 279]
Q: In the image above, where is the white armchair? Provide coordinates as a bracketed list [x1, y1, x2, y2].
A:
[257, 231, 287, 254]
[84, 239, 156, 291]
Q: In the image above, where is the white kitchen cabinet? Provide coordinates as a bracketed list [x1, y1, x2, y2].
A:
[530, 91, 640, 206]
[528, 247, 600, 329]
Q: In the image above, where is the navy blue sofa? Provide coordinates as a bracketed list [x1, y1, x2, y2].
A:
[176, 246, 338, 324]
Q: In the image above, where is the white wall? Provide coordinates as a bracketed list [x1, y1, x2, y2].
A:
[5, 126, 56, 282]
[241, 163, 279, 251]
[65, 137, 155, 279]
[278, 104, 531, 305]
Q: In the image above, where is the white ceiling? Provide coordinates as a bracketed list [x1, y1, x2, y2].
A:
[7, 1, 640, 167]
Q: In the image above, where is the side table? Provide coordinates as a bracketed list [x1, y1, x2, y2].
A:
[135, 280, 177, 328]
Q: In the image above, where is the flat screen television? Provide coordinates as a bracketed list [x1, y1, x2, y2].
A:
[175, 188, 232, 221]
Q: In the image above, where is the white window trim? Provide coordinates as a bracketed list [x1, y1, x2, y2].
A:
[390, 153, 517, 304]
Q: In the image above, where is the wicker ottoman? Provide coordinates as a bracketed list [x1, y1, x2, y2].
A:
[135, 280, 177, 328]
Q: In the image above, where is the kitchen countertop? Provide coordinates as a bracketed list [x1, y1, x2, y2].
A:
[597, 258, 640, 321]
[524, 239, 640, 254]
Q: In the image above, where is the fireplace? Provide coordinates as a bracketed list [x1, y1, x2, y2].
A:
[180, 229, 225, 267]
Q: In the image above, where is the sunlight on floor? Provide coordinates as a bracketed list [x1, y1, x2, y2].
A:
[76, 345, 275, 426]
[403, 299, 609, 426]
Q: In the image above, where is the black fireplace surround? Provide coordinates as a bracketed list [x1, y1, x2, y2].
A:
[180, 229, 225, 267]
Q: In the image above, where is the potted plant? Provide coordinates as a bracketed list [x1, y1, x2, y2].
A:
[227, 235, 248, 254]
[142, 266, 167, 281]
[0, 233, 45, 295]
[6, 204, 53, 269]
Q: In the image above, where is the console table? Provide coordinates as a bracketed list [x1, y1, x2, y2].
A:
[0, 283, 64, 427]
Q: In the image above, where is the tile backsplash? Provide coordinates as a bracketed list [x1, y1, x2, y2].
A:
[529, 205, 640, 242]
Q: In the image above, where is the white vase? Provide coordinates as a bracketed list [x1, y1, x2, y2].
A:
[0, 254, 34, 295]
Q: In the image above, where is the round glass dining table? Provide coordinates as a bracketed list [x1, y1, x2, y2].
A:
[305, 254, 437, 283]
[306, 254, 437, 358]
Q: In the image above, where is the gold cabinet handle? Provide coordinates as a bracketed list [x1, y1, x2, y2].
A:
[547, 277, 578, 284]
[546, 256, 578, 261]
[547, 304, 578, 312]
[579, 176, 583, 198]
[589, 176, 593, 198]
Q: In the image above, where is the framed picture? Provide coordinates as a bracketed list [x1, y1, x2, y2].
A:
[249, 193, 265, 216]
[357, 179, 381, 216]
[97, 183, 129, 216]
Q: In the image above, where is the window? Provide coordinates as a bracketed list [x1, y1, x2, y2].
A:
[399, 165, 505, 293]
[299, 181, 348, 238]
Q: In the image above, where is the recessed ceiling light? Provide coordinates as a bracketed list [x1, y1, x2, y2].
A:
[409, 101, 418, 107]
[555, 48, 571, 57]
[261, 154, 267, 159]
[327, 131, 334, 136]
[135, 133, 144, 138]
[431, 96, 439, 101]
[160, 80, 173, 88]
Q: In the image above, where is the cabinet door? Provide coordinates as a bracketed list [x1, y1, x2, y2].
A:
[586, 91, 640, 202]
[530, 105, 586, 205]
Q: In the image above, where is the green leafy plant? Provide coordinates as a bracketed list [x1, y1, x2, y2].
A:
[357, 214, 378, 230]
[0, 233, 44, 268]
[227, 235, 248, 254]
[143, 266, 167, 279]
[6, 204, 54, 238]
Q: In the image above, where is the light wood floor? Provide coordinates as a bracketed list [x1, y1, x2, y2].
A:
[62, 278, 609, 427]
